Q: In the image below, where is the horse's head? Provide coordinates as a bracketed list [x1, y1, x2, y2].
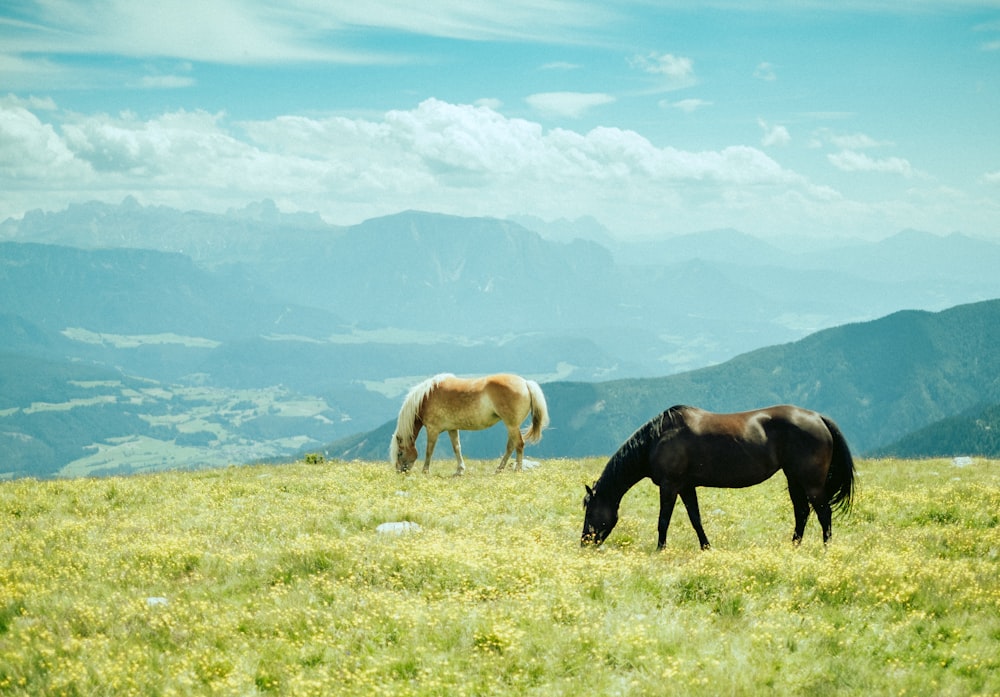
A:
[581, 483, 618, 546]
[390, 431, 419, 473]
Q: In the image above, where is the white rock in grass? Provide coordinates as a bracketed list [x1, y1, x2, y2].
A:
[952, 456, 974, 467]
[376, 521, 422, 535]
[146, 597, 168, 607]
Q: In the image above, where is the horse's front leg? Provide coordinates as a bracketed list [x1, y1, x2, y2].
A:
[786, 479, 812, 545]
[657, 486, 680, 550]
[447, 430, 466, 476]
[679, 485, 711, 550]
[422, 431, 440, 474]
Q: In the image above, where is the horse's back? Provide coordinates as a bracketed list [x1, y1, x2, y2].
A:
[682, 404, 829, 442]
[656, 405, 834, 488]
[422, 373, 532, 431]
[437, 373, 524, 394]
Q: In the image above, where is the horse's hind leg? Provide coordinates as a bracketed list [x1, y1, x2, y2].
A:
[812, 498, 833, 544]
[786, 479, 812, 545]
[680, 486, 711, 550]
[513, 427, 525, 471]
[495, 426, 522, 473]
[447, 430, 466, 476]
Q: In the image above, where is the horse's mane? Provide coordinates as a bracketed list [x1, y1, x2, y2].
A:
[594, 406, 688, 497]
[394, 373, 455, 444]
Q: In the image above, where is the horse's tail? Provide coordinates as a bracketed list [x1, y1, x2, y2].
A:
[522, 380, 550, 444]
[822, 416, 856, 515]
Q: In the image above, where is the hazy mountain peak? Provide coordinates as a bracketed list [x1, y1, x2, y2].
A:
[509, 214, 617, 247]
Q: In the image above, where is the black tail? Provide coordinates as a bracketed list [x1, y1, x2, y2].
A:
[822, 416, 856, 515]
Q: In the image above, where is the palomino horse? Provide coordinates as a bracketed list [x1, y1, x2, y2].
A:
[390, 373, 550, 475]
[582, 405, 855, 550]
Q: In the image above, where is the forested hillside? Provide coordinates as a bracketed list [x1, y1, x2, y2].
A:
[874, 403, 1000, 458]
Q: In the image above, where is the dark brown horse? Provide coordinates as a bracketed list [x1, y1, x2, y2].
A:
[582, 405, 855, 550]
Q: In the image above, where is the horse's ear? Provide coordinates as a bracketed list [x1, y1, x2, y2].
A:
[584, 484, 594, 499]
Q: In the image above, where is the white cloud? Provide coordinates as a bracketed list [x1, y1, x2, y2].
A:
[0, 97, 819, 233]
[663, 98, 712, 113]
[474, 98, 503, 110]
[525, 92, 616, 119]
[137, 75, 196, 89]
[0, 103, 89, 180]
[6, 96, 990, 240]
[827, 150, 920, 178]
[754, 62, 777, 81]
[633, 52, 693, 79]
[540, 61, 582, 71]
[759, 119, 791, 147]
[812, 128, 891, 150]
[2, 1, 617, 69]
[318, 1, 619, 42]
[629, 52, 697, 91]
[984, 170, 1000, 184]
[0, 94, 58, 111]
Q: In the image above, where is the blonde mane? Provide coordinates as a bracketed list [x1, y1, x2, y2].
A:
[393, 373, 454, 446]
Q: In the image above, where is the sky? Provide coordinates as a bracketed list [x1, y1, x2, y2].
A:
[2, 1, 999, 242]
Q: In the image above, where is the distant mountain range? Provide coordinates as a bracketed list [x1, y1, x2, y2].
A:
[3, 199, 1000, 478]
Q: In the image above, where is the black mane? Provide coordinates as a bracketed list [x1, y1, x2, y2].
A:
[592, 406, 687, 502]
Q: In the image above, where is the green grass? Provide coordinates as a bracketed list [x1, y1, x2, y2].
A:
[1, 458, 999, 696]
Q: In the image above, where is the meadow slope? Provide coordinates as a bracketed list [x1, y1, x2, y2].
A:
[1, 458, 999, 696]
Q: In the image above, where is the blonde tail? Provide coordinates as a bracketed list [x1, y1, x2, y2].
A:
[522, 380, 550, 444]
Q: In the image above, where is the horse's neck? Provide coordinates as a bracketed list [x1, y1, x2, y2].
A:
[397, 413, 423, 444]
[409, 416, 424, 440]
[597, 438, 654, 504]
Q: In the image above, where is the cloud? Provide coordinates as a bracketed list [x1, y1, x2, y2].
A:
[754, 62, 777, 81]
[0, 103, 91, 188]
[984, 170, 1000, 184]
[10, 96, 991, 241]
[137, 75, 196, 89]
[827, 150, 921, 178]
[629, 52, 697, 91]
[1, 1, 617, 69]
[811, 128, 891, 150]
[758, 119, 791, 147]
[1, 97, 822, 235]
[662, 98, 712, 113]
[474, 98, 503, 110]
[540, 61, 582, 71]
[0, 94, 58, 111]
[319, 1, 619, 42]
[525, 92, 616, 119]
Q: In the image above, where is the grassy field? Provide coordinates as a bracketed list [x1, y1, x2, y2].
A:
[1, 456, 999, 696]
